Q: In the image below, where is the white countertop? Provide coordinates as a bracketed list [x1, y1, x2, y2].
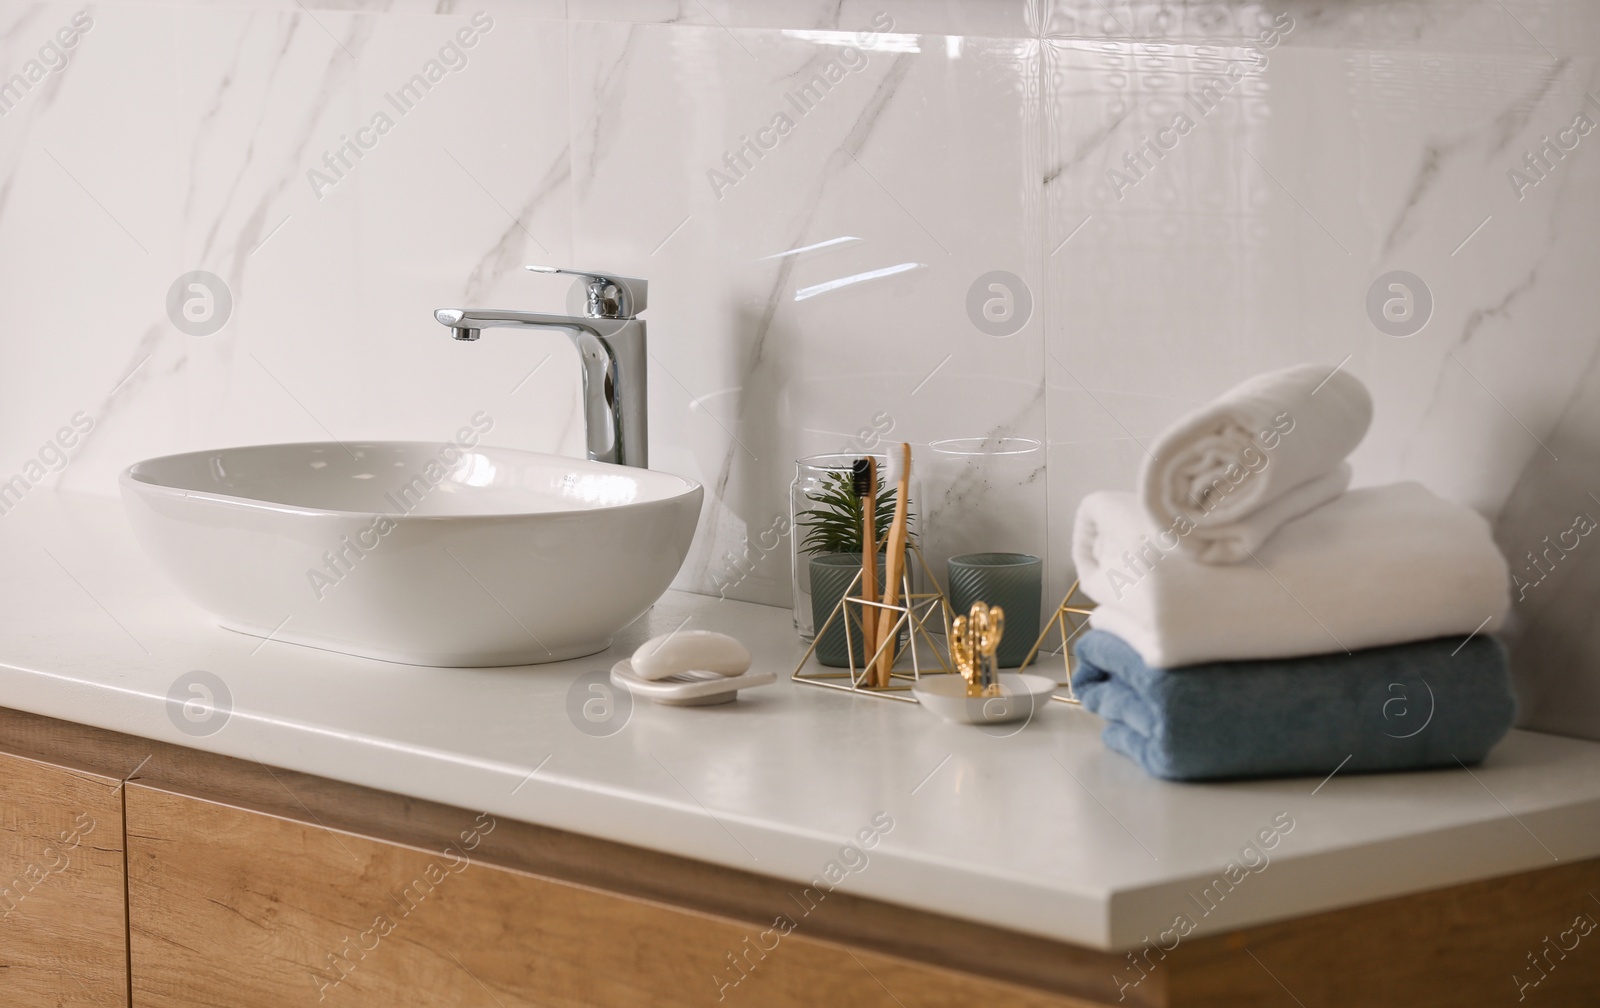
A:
[5, 492, 1600, 950]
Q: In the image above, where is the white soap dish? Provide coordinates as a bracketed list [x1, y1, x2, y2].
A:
[610, 659, 776, 706]
[911, 673, 1058, 726]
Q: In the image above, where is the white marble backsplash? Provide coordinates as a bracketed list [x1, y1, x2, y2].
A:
[1, 0, 1597, 737]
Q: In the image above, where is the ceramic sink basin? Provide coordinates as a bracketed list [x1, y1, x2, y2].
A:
[120, 442, 702, 666]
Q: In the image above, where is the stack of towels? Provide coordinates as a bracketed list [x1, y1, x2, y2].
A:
[1070, 363, 1516, 781]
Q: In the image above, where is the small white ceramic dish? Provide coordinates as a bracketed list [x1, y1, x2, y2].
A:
[912, 673, 1059, 726]
[120, 442, 702, 666]
[610, 659, 775, 706]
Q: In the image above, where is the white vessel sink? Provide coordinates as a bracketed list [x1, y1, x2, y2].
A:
[120, 442, 702, 666]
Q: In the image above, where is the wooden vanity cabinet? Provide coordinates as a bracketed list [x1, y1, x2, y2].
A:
[0, 749, 128, 1007]
[122, 781, 1092, 1008]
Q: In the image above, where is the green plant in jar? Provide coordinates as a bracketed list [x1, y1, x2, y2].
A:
[797, 470, 914, 556]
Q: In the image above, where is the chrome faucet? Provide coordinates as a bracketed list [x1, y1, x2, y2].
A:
[436, 266, 649, 468]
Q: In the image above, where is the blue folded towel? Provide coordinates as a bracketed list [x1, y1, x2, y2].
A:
[1072, 629, 1516, 781]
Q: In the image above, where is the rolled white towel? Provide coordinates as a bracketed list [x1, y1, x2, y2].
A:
[1072, 483, 1510, 668]
[1141, 363, 1372, 563]
[1182, 462, 1353, 564]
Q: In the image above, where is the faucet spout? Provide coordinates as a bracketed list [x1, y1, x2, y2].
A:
[434, 306, 647, 468]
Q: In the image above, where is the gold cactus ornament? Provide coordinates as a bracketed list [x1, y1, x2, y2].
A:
[951, 602, 1004, 698]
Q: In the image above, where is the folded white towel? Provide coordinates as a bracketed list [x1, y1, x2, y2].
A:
[1073, 483, 1510, 667]
[1141, 363, 1372, 564]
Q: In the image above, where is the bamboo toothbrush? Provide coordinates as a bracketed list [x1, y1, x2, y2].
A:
[852, 458, 878, 679]
[873, 443, 912, 689]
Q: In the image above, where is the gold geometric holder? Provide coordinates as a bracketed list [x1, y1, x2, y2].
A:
[1016, 579, 1096, 705]
[792, 542, 953, 703]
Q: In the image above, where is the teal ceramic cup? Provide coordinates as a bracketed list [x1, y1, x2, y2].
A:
[810, 553, 890, 668]
[947, 553, 1042, 668]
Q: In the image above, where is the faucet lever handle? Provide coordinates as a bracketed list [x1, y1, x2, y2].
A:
[526, 265, 648, 320]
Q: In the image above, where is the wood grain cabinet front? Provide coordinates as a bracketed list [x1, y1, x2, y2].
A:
[123, 782, 1094, 1008]
[0, 750, 128, 1008]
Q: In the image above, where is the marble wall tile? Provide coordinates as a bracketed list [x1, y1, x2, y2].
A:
[564, 20, 1046, 606]
[0, 1, 193, 494]
[0, 3, 575, 500]
[1494, 349, 1600, 740]
[566, 0, 1037, 39]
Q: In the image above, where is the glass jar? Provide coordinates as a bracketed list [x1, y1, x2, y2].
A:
[923, 436, 1046, 582]
[791, 453, 921, 640]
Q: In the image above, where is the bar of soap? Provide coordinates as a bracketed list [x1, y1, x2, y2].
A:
[631, 630, 752, 681]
